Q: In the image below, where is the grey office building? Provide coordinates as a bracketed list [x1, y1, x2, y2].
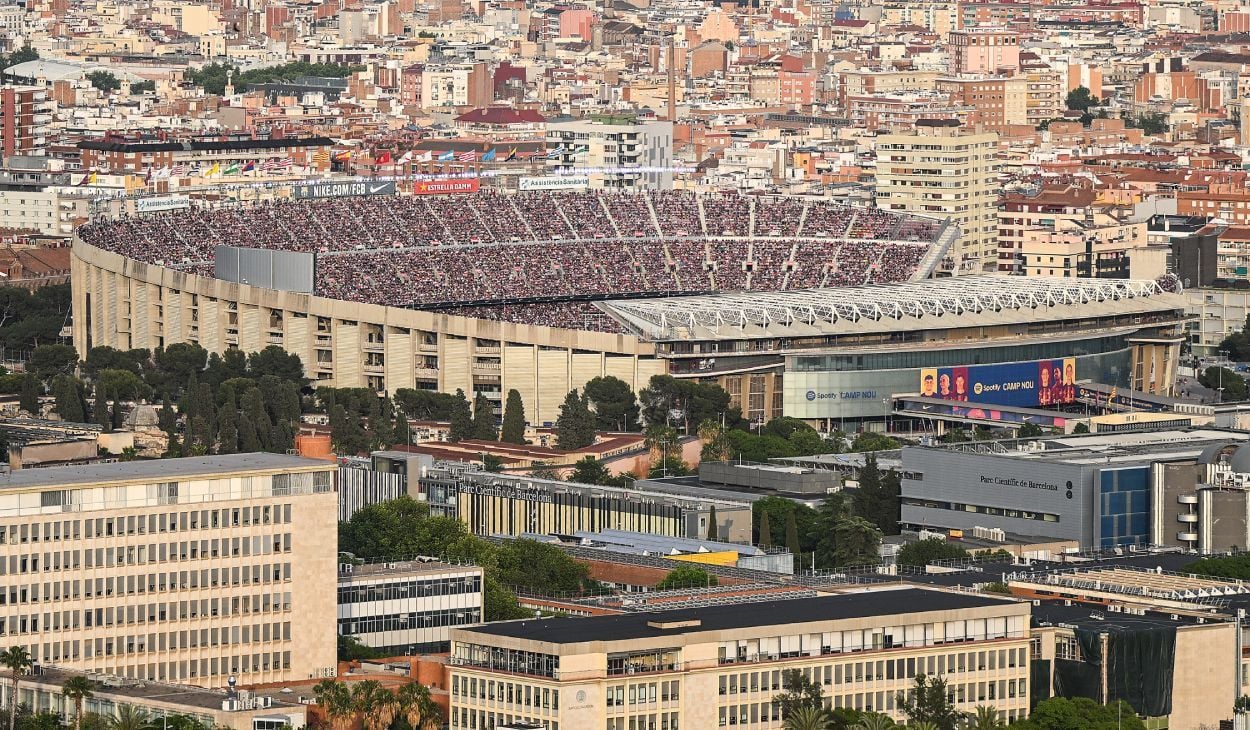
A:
[900, 430, 1250, 550]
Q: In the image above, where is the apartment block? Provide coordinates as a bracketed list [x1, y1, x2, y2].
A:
[874, 120, 1000, 273]
[447, 588, 1032, 730]
[545, 117, 674, 190]
[0, 454, 338, 688]
[0, 86, 51, 160]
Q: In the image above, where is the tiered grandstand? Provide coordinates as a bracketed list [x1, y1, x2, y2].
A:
[79, 190, 954, 332]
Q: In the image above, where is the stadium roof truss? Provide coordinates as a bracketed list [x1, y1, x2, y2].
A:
[596, 276, 1182, 342]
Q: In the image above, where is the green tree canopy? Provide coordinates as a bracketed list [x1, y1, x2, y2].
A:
[1199, 366, 1247, 401]
[897, 538, 970, 568]
[500, 389, 527, 444]
[471, 391, 497, 440]
[583, 375, 640, 431]
[1016, 698, 1145, 730]
[27, 343, 78, 381]
[896, 675, 965, 730]
[656, 565, 718, 590]
[494, 538, 591, 595]
[87, 70, 121, 92]
[556, 390, 596, 450]
[1065, 86, 1098, 111]
[448, 389, 473, 442]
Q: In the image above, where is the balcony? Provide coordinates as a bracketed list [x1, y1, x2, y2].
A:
[1177, 513, 1198, 523]
[1177, 494, 1199, 505]
[1177, 531, 1199, 542]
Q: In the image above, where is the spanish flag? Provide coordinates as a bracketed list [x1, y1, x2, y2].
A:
[332, 151, 352, 163]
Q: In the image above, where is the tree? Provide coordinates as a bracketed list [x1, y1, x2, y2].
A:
[968, 706, 1004, 730]
[706, 505, 720, 540]
[583, 375, 640, 431]
[87, 70, 121, 93]
[350, 680, 394, 730]
[1072, 422, 1090, 434]
[1129, 112, 1168, 135]
[569, 456, 611, 485]
[1184, 552, 1250, 580]
[18, 373, 39, 414]
[896, 538, 970, 568]
[500, 389, 527, 444]
[758, 510, 773, 548]
[61, 676, 94, 730]
[448, 389, 473, 442]
[470, 391, 497, 440]
[247, 345, 306, 383]
[850, 715, 897, 730]
[1023, 698, 1144, 730]
[131, 80, 155, 94]
[0, 645, 32, 730]
[832, 516, 882, 567]
[784, 508, 800, 556]
[494, 538, 591, 595]
[773, 668, 825, 720]
[1018, 422, 1043, 438]
[848, 431, 898, 453]
[51, 374, 86, 422]
[556, 390, 596, 449]
[896, 675, 964, 730]
[337, 634, 382, 662]
[312, 680, 355, 730]
[93, 387, 110, 430]
[328, 403, 367, 455]
[394, 681, 441, 730]
[105, 706, 149, 730]
[217, 397, 239, 454]
[1065, 86, 1098, 111]
[639, 374, 740, 433]
[852, 454, 901, 535]
[656, 565, 717, 590]
[784, 706, 831, 730]
[1199, 365, 1247, 401]
[27, 344, 78, 381]
[481, 454, 505, 472]
[98, 368, 150, 402]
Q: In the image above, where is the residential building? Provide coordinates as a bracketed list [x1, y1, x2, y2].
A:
[0, 169, 91, 237]
[0, 454, 338, 687]
[545, 117, 674, 190]
[419, 63, 493, 112]
[935, 76, 1028, 131]
[874, 120, 1000, 272]
[948, 29, 1021, 75]
[446, 588, 1032, 729]
[338, 560, 484, 655]
[0, 86, 51, 160]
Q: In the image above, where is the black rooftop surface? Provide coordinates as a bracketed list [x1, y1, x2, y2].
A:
[1032, 602, 1212, 631]
[464, 588, 1017, 644]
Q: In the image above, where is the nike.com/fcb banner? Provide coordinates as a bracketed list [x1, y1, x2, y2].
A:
[919, 358, 1077, 408]
[293, 180, 397, 199]
[412, 179, 480, 195]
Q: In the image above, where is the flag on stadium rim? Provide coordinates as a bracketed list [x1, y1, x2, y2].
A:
[331, 151, 352, 163]
[438, 150, 455, 161]
[144, 167, 153, 184]
[417, 150, 433, 162]
[77, 170, 93, 186]
[242, 160, 255, 172]
[277, 157, 293, 168]
[505, 147, 518, 162]
[481, 148, 496, 162]
[376, 151, 392, 165]
[545, 145, 564, 158]
[313, 149, 331, 164]
[260, 158, 279, 172]
[154, 167, 171, 179]
[223, 163, 240, 175]
[205, 163, 222, 177]
[457, 150, 476, 162]
[397, 150, 413, 164]
[171, 163, 187, 176]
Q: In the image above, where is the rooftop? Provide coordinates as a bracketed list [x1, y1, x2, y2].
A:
[0, 453, 331, 491]
[339, 558, 483, 581]
[597, 276, 1185, 341]
[459, 587, 1019, 644]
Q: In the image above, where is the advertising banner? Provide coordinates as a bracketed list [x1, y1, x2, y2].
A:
[293, 180, 396, 199]
[518, 175, 590, 191]
[919, 359, 1077, 408]
[134, 195, 191, 214]
[412, 179, 480, 195]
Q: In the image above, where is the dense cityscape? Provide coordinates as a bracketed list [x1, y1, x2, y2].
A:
[0, 0, 1247, 728]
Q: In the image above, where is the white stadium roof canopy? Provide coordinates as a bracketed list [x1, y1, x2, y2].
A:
[596, 275, 1185, 342]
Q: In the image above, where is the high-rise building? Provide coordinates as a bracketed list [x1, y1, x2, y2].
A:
[0, 85, 51, 160]
[874, 120, 1000, 273]
[0, 454, 338, 687]
[545, 117, 674, 190]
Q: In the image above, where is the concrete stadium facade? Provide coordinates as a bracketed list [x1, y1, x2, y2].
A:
[71, 240, 663, 426]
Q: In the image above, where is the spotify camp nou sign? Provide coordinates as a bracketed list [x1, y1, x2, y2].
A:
[919, 358, 1076, 408]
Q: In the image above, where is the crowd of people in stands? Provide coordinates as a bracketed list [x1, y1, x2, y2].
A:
[80, 189, 943, 329]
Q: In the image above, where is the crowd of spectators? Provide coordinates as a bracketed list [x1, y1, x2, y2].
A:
[79, 189, 944, 329]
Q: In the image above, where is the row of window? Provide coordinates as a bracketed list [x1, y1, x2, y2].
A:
[453, 676, 559, 711]
[7, 568, 292, 607]
[0, 504, 296, 545]
[605, 681, 680, 707]
[0, 592, 290, 631]
[338, 607, 481, 635]
[337, 575, 481, 604]
[719, 681, 1023, 727]
[606, 714, 679, 730]
[451, 708, 556, 730]
[0, 536, 292, 575]
[902, 498, 1061, 523]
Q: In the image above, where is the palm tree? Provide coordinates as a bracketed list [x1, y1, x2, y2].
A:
[61, 677, 94, 730]
[349, 681, 394, 730]
[967, 706, 1004, 730]
[0, 645, 32, 730]
[853, 714, 898, 730]
[907, 722, 939, 730]
[394, 682, 440, 730]
[312, 680, 354, 730]
[784, 706, 830, 730]
[106, 705, 150, 730]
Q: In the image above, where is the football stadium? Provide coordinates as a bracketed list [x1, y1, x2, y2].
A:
[71, 188, 1187, 428]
